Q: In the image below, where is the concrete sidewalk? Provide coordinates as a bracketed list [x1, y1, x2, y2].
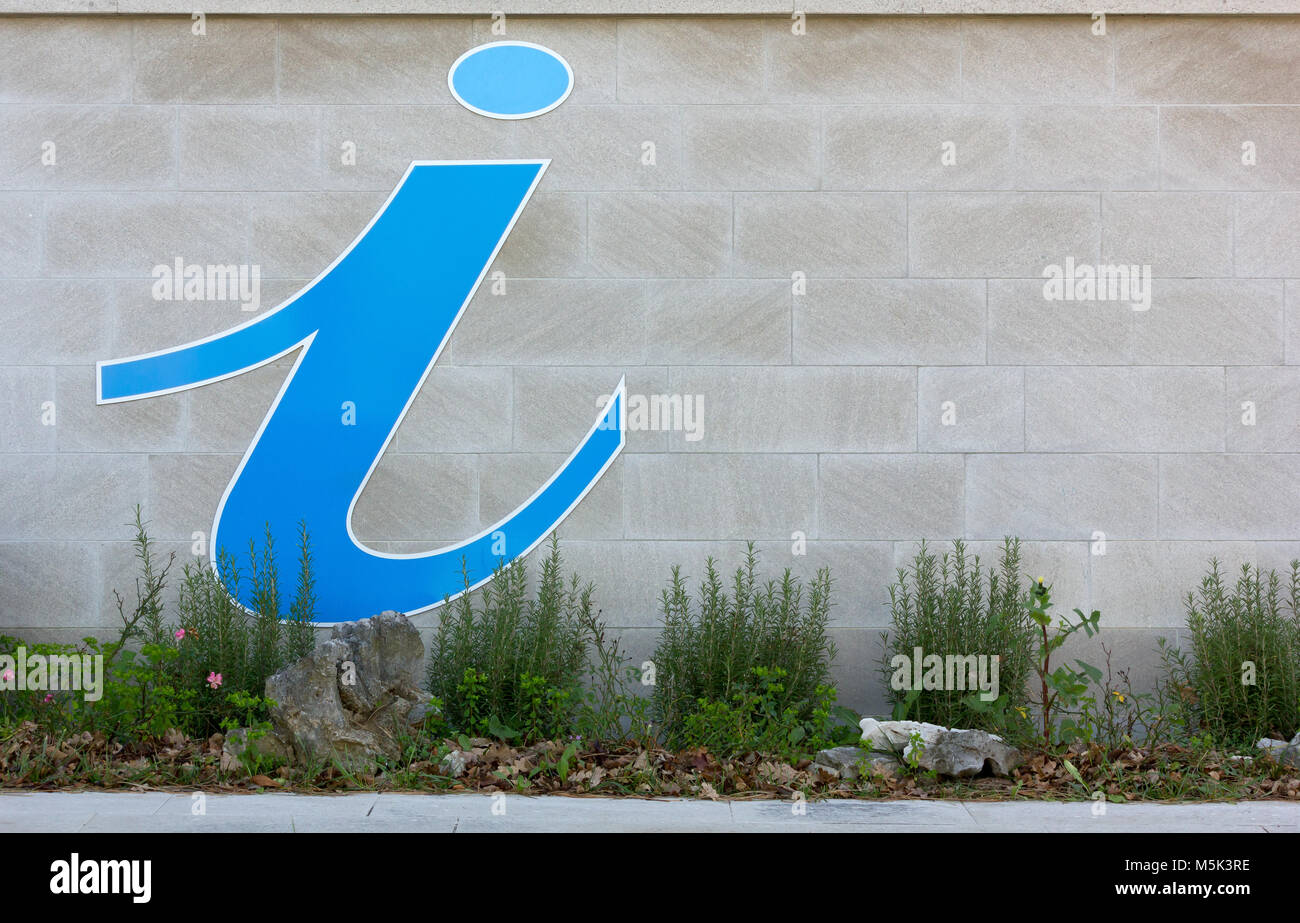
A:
[1, 792, 1298, 832]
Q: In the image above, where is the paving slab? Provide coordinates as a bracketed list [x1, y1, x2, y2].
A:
[960, 800, 1300, 833]
[1, 793, 1297, 832]
[0, 791, 172, 816]
[730, 799, 972, 827]
[77, 814, 297, 833]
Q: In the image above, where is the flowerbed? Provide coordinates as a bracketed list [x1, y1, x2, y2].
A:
[4, 721, 1298, 804]
[3, 513, 1299, 803]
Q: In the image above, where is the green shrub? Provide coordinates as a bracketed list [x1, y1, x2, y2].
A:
[882, 539, 1036, 731]
[1023, 577, 1102, 746]
[651, 544, 841, 753]
[678, 666, 844, 759]
[572, 613, 656, 748]
[154, 518, 318, 736]
[1068, 639, 1193, 750]
[1178, 559, 1300, 746]
[1, 508, 318, 739]
[425, 536, 593, 742]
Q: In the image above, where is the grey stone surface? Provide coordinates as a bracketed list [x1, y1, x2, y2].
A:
[0, 541, 104, 630]
[250, 191, 387, 278]
[277, 17, 472, 104]
[683, 106, 819, 191]
[1277, 733, 1300, 768]
[183, 359, 296, 454]
[544, 538, 896, 630]
[132, 16, 277, 103]
[960, 16, 1111, 103]
[765, 16, 960, 104]
[1132, 280, 1284, 365]
[179, 107, 323, 191]
[0, 281, 113, 364]
[54, 365, 185, 453]
[1024, 367, 1225, 453]
[1101, 192, 1235, 278]
[587, 193, 731, 278]
[320, 105, 506, 191]
[965, 454, 1159, 540]
[917, 366, 1025, 452]
[820, 454, 964, 540]
[0, 195, 44, 279]
[624, 454, 819, 540]
[1236, 193, 1300, 278]
[617, 18, 765, 105]
[44, 193, 252, 278]
[668, 366, 915, 453]
[645, 280, 791, 365]
[1290, 280, 1300, 366]
[794, 280, 987, 366]
[223, 726, 293, 768]
[0, 18, 130, 103]
[987, 279, 1134, 366]
[909, 193, 1099, 278]
[1014, 107, 1159, 190]
[489, 193, 589, 278]
[1115, 16, 1300, 104]
[824, 107, 1014, 191]
[517, 106, 683, 191]
[145, 453, 239, 541]
[1160, 455, 1300, 540]
[0, 367, 56, 453]
[1, 454, 151, 541]
[1160, 108, 1300, 190]
[395, 367, 513, 454]
[1089, 541, 1257, 629]
[734, 193, 907, 278]
[0, 106, 174, 190]
[1226, 367, 1300, 452]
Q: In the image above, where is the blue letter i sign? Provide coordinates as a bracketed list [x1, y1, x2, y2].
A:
[98, 160, 625, 623]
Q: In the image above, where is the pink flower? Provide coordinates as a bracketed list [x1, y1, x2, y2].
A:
[43, 693, 53, 704]
[174, 628, 186, 640]
[206, 671, 223, 690]
[1, 669, 13, 683]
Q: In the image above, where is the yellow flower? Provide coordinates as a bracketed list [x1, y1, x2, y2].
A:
[1111, 691, 1126, 703]
[1014, 706, 1028, 719]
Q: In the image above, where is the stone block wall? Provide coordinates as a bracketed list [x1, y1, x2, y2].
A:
[1, 9, 1297, 711]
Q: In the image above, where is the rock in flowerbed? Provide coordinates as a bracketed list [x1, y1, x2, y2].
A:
[859, 717, 946, 755]
[810, 745, 900, 780]
[917, 729, 1022, 778]
[852, 717, 1024, 778]
[1258, 732, 1300, 768]
[264, 610, 434, 770]
[221, 726, 293, 772]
